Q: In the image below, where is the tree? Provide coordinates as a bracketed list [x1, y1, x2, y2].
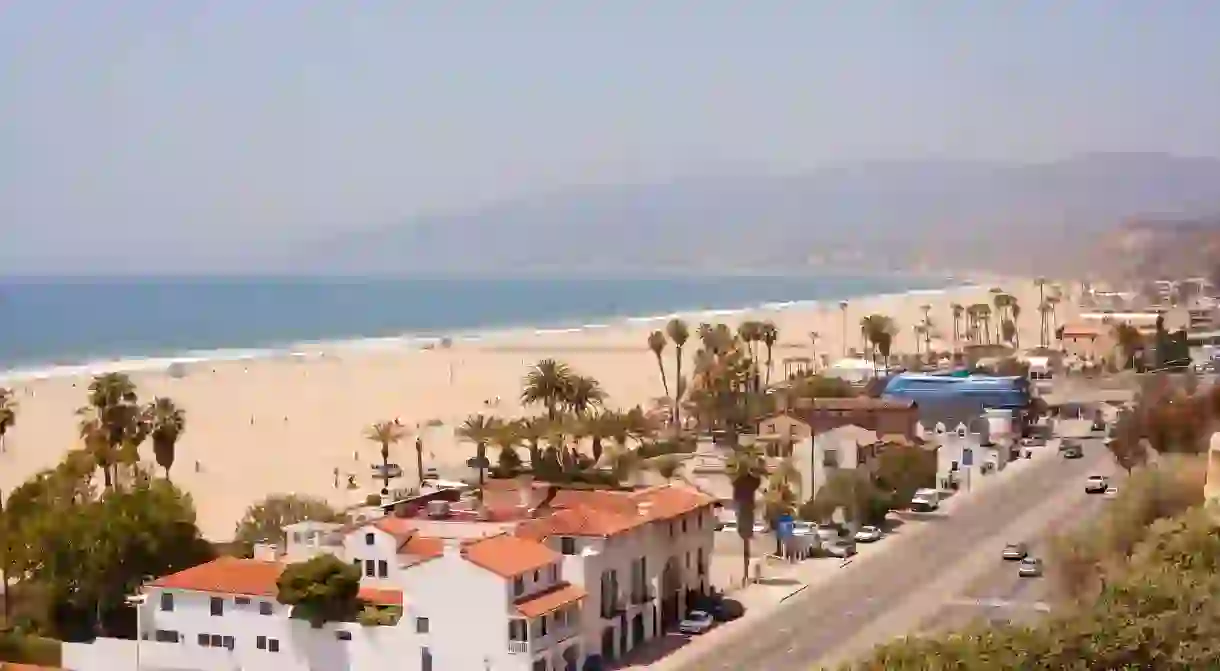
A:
[147, 397, 186, 481]
[872, 441, 937, 509]
[277, 554, 362, 628]
[763, 457, 801, 555]
[490, 420, 523, 476]
[1105, 410, 1148, 473]
[860, 314, 897, 374]
[516, 416, 549, 470]
[0, 387, 16, 453]
[364, 420, 408, 496]
[414, 436, 426, 488]
[806, 470, 890, 527]
[761, 321, 779, 387]
[456, 414, 497, 499]
[647, 330, 670, 398]
[667, 318, 690, 429]
[726, 441, 766, 586]
[77, 373, 149, 490]
[521, 359, 574, 421]
[564, 375, 607, 415]
[235, 493, 342, 549]
[1113, 322, 1145, 369]
[950, 303, 964, 351]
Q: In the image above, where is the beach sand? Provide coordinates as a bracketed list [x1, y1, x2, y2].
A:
[0, 279, 1072, 539]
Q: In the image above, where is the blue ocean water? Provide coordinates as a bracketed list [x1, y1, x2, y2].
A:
[0, 275, 952, 373]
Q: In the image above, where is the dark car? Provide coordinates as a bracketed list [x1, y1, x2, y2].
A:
[691, 594, 745, 622]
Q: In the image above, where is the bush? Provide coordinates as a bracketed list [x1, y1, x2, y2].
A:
[0, 632, 61, 666]
[363, 493, 382, 507]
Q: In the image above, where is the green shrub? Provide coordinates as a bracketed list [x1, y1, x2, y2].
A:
[0, 632, 62, 666]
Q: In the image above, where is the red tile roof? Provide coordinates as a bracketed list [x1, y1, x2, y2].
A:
[148, 557, 404, 606]
[514, 582, 587, 618]
[463, 534, 559, 578]
[515, 484, 716, 540]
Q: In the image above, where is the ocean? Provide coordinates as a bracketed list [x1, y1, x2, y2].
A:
[0, 275, 953, 377]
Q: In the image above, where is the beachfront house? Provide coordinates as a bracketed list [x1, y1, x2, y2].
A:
[790, 424, 885, 502]
[61, 482, 716, 671]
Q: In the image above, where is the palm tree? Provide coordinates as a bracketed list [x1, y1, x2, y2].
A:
[77, 408, 116, 489]
[667, 318, 690, 429]
[761, 321, 778, 388]
[521, 359, 574, 421]
[490, 420, 524, 474]
[564, 375, 607, 416]
[647, 331, 670, 398]
[0, 388, 16, 453]
[147, 397, 186, 481]
[737, 321, 763, 391]
[365, 420, 408, 496]
[726, 440, 767, 586]
[860, 314, 896, 374]
[456, 414, 498, 501]
[839, 301, 849, 356]
[414, 435, 426, 488]
[517, 416, 550, 470]
[1035, 277, 1048, 347]
[581, 409, 618, 463]
[1010, 300, 1022, 347]
[764, 457, 801, 554]
[82, 372, 147, 487]
[969, 303, 992, 344]
[950, 303, 964, 351]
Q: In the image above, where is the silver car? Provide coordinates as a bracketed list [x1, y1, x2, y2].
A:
[825, 541, 857, 558]
[854, 526, 883, 543]
[679, 610, 715, 635]
[1018, 557, 1044, 577]
[1002, 542, 1028, 560]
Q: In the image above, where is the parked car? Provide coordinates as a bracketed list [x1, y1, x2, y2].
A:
[1062, 442, 1084, 459]
[1002, 542, 1029, 560]
[423, 467, 440, 480]
[1085, 475, 1109, 494]
[791, 521, 815, 536]
[720, 521, 738, 533]
[752, 522, 767, 534]
[1104, 486, 1120, 500]
[371, 463, 403, 479]
[825, 541, 857, 558]
[1018, 557, 1044, 577]
[691, 594, 745, 622]
[854, 526, 883, 543]
[679, 610, 716, 635]
[910, 487, 941, 511]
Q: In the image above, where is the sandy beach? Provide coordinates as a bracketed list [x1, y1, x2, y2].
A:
[0, 279, 1070, 539]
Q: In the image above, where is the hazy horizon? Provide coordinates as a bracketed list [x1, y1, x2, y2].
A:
[4, 2, 1220, 273]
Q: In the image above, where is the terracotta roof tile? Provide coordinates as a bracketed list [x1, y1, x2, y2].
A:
[514, 484, 715, 540]
[463, 534, 559, 578]
[149, 557, 404, 607]
[150, 556, 284, 597]
[514, 582, 587, 618]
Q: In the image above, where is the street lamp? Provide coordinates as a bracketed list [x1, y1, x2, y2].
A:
[126, 593, 147, 670]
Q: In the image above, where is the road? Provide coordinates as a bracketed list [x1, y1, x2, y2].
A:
[673, 439, 1113, 671]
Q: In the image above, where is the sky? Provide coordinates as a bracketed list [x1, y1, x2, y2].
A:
[3, 1, 1220, 273]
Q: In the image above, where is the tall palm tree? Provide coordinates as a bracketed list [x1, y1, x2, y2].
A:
[950, 303, 964, 351]
[147, 397, 186, 481]
[666, 318, 690, 429]
[969, 304, 992, 344]
[760, 321, 778, 388]
[77, 408, 116, 490]
[521, 359, 574, 421]
[82, 372, 147, 487]
[0, 387, 17, 453]
[490, 420, 523, 474]
[839, 301, 850, 357]
[1035, 277, 1048, 347]
[647, 331, 670, 398]
[365, 420, 408, 496]
[414, 435, 426, 488]
[737, 321, 763, 391]
[581, 409, 618, 463]
[808, 331, 821, 373]
[726, 441, 767, 586]
[764, 457, 801, 554]
[1010, 300, 1022, 347]
[456, 414, 498, 501]
[860, 314, 896, 374]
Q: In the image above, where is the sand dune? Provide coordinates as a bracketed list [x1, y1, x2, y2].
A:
[0, 279, 1069, 539]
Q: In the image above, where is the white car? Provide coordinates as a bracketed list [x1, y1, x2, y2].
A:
[1085, 475, 1109, 494]
[854, 526, 883, 543]
[1104, 486, 1119, 500]
[679, 610, 715, 635]
[720, 521, 738, 533]
[752, 522, 767, 534]
[791, 521, 815, 536]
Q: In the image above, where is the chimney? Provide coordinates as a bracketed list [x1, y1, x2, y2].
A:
[442, 537, 462, 558]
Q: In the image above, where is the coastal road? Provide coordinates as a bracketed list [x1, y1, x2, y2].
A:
[673, 440, 1113, 671]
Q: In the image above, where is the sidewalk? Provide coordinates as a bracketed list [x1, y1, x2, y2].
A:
[613, 439, 1063, 670]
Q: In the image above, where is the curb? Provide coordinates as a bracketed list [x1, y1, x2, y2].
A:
[779, 583, 810, 603]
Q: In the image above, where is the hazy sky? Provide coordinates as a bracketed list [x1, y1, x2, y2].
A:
[3, 2, 1220, 272]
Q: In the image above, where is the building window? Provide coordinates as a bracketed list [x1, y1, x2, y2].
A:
[533, 658, 548, 671]
[222, 636, 235, 650]
[335, 630, 352, 641]
[210, 634, 222, 648]
[159, 592, 174, 612]
[682, 518, 687, 533]
[154, 630, 179, 643]
[513, 576, 524, 596]
[534, 569, 540, 582]
[421, 648, 433, 671]
[259, 601, 274, 615]
[378, 560, 389, 578]
[365, 560, 375, 578]
[698, 511, 704, 529]
[669, 522, 675, 538]
[365, 532, 375, 545]
[268, 639, 280, 653]
[197, 633, 208, 646]
[210, 597, 223, 616]
[697, 548, 706, 576]
[685, 552, 690, 569]
[257, 635, 267, 650]
[540, 614, 549, 636]
[560, 537, 576, 555]
[550, 564, 558, 581]
[416, 617, 429, 633]
[509, 619, 527, 641]
[234, 596, 250, 605]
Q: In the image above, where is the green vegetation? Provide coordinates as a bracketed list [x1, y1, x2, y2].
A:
[233, 493, 342, 552]
[0, 374, 212, 643]
[276, 554, 362, 628]
[0, 631, 61, 666]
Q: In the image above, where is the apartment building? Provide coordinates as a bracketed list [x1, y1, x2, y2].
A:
[61, 482, 715, 671]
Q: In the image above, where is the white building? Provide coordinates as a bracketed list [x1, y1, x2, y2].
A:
[790, 425, 883, 500]
[62, 482, 716, 671]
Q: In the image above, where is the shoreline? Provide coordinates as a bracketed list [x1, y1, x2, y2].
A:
[0, 279, 975, 384]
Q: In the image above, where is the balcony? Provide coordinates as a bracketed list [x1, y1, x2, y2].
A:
[507, 624, 578, 654]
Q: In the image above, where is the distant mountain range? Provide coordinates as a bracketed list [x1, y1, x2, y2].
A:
[287, 153, 1220, 277]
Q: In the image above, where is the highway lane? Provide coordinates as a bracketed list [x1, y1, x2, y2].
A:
[915, 481, 1113, 635]
[674, 440, 1113, 671]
